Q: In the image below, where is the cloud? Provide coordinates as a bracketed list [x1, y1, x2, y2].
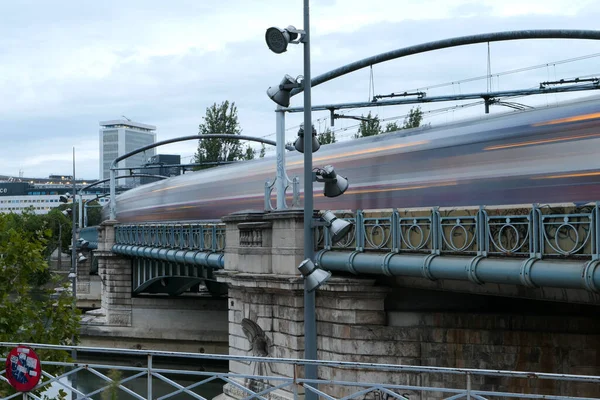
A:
[0, 0, 599, 179]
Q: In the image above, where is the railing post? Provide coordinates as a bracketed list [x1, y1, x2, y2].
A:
[466, 373, 472, 400]
[478, 206, 488, 256]
[147, 354, 153, 400]
[392, 209, 400, 253]
[594, 202, 600, 260]
[432, 207, 441, 255]
[355, 210, 364, 251]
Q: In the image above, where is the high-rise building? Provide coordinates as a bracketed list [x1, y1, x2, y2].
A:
[99, 120, 157, 186]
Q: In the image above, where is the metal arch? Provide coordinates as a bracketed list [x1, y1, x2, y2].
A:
[289, 29, 600, 97]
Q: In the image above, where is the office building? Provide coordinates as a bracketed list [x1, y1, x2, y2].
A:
[99, 119, 157, 186]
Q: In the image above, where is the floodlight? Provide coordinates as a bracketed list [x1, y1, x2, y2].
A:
[77, 253, 87, 263]
[265, 25, 300, 54]
[297, 259, 331, 292]
[78, 239, 89, 249]
[294, 124, 320, 153]
[318, 165, 349, 198]
[61, 209, 72, 217]
[59, 193, 71, 203]
[321, 210, 353, 243]
[68, 272, 76, 279]
[266, 74, 300, 108]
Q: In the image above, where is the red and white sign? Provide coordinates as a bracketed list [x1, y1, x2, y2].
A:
[5, 346, 41, 392]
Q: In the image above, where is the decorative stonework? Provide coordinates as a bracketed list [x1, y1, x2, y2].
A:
[239, 222, 272, 247]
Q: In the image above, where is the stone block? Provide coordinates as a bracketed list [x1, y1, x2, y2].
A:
[274, 305, 304, 322]
[106, 310, 132, 327]
[272, 332, 304, 351]
[316, 296, 385, 311]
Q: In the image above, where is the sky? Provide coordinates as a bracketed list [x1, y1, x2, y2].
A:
[1, 0, 599, 179]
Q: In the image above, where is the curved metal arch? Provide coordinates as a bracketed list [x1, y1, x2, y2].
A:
[290, 29, 600, 97]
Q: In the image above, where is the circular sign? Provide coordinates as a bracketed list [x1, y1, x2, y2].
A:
[5, 346, 42, 392]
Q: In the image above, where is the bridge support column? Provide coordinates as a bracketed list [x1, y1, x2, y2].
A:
[217, 210, 391, 400]
[74, 248, 101, 309]
[96, 220, 132, 327]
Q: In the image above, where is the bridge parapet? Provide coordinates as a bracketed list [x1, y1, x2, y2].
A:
[322, 203, 600, 259]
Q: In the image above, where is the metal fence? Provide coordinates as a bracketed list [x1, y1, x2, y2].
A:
[115, 223, 226, 252]
[1, 343, 599, 400]
[320, 203, 600, 259]
[113, 203, 600, 260]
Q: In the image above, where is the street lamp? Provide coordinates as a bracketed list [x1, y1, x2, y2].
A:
[297, 259, 331, 292]
[294, 124, 320, 153]
[266, 75, 301, 108]
[265, 3, 353, 398]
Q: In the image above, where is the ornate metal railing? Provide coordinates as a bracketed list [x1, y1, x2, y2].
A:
[1, 343, 599, 400]
[321, 203, 600, 260]
[115, 223, 226, 252]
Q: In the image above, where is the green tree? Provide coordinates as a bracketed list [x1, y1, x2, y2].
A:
[194, 101, 254, 169]
[402, 106, 424, 129]
[317, 127, 336, 145]
[84, 200, 103, 227]
[384, 121, 400, 132]
[259, 144, 266, 158]
[0, 211, 80, 397]
[354, 112, 382, 138]
[382, 107, 425, 134]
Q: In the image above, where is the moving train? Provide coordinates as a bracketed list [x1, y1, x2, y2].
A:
[112, 96, 600, 223]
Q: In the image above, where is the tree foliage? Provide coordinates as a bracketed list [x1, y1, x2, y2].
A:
[402, 106, 424, 129]
[0, 211, 80, 397]
[354, 111, 382, 138]
[318, 127, 336, 145]
[194, 101, 254, 169]
[355, 107, 424, 138]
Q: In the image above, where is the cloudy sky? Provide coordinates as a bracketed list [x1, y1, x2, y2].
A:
[1, 0, 599, 179]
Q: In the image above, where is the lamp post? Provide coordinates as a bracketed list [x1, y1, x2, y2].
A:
[299, 2, 319, 397]
[265, 1, 318, 396]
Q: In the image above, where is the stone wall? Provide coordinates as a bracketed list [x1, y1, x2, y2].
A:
[218, 209, 600, 400]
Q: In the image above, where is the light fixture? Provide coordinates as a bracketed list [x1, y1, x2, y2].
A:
[68, 272, 76, 279]
[77, 238, 89, 249]
[59, 193, 71, 203]
[265, 25, 302, 54]
[315, 165, 348, 198]
[294, 124, 320, 153]
[266, 74, 301, 108]
[61, 209, 72, 217]
[321, 210, 353, 243]
[77, 253, 87, 263]
[297, 259, 331, 293]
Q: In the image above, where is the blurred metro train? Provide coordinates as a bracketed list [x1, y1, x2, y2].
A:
[110, 95, 600, 223]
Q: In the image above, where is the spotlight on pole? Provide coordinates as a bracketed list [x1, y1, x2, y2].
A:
[77, 253, 87, 263]
[266, 74, 302, 108]
[265, 25, 302, 54]
[321, 210, 353, 244]
[59, 193, 72, 203]
[315, 165, 349, 198]
[294, 123, 320, 153]
[297, 258, 331, 292]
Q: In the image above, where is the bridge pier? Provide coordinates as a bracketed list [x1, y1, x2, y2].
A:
[216, 209, 600, 399]
[80, 220, 229, 353]
[217, 210, 394, 399]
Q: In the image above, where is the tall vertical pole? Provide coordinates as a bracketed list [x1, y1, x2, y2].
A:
[70, 147, 78, 399]
[109, 166, 116, 220]
[78, 194, 83, 230]
[275, 106, 287, 210]
[71, 147, 77, 302]
[302, 1, 317, 399]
